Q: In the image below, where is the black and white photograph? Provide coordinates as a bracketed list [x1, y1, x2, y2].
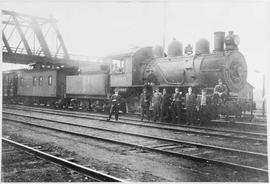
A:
[1, 0, 269, 182]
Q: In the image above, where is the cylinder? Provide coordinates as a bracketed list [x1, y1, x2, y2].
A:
[168, 39, 183, 57]
[214, 32, 225, 52]
[195, 38, 210, 54]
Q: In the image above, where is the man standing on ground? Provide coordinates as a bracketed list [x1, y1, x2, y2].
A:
[140, 88, 151, 121]
[185, 87, 197, 125]
[160, 88, 171, 122]
[171, 88, 183, 124]
[196, 89, 211, 125]
[151, 88, 162, 122]
[107, 88, 121, 121]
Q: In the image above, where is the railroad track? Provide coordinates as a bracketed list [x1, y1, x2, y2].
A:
[5, 104, 266, 128]
[2, 137, 124, 182]
[3, 110, 267, 154]
[3, 113, 268, 176]
[4, 105, 267, 143]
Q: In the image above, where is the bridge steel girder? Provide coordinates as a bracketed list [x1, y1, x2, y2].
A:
[11, 13, 33, 55]
[2, 10, 71, 65]
[51, 20, 70, 59]
[31, 18, 52, 58]
[2, 52, 75, 67]
[2, 32, 12, 54]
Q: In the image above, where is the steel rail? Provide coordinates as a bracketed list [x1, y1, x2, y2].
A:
[2, 137, 125, 182]
[4, 105, 266, 142]
[6, 104, 266, 133]
[6, 103, 266, 126]
[3, 112, 266, 157]
[3, 116, 268, 175]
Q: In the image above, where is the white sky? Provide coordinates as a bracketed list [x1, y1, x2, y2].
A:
[1, 0, 270, 90]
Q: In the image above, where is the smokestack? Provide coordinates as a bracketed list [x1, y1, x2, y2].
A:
[214, 32, 225, 52]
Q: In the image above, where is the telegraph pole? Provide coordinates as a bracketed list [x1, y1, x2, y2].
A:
[162, 0, 167, 57]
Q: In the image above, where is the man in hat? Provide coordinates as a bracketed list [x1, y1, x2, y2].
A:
[140, 88, 151, 121]
[151, 88, 162, 122]
[185, 87, 197, 125]
[196, 89, 211, 125]
[171, 88, 183, 124]
[160, 88, 171, 122]
[107, 88, 122, 121]
[213, 78, 228, 104]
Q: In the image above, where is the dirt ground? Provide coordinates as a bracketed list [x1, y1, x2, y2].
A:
[2, 119, 267, 182]
[2, 141, 96, 182]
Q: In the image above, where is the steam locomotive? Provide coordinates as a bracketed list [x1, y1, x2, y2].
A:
[2, 31, 254, 119]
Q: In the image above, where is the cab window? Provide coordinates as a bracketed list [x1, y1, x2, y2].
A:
[111, 59, 125, 73]
[33, 77, 37, 86]
[5, 75, 9, 83]
[39, 76, 43, 86]
[48, 75, 52, 86]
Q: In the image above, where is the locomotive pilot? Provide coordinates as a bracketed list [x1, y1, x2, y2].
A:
[185, 87, 197, 125]
[160, 88, 171, 122]
[213, 79, 228, 104]
[151, 88, 162, 122]
[140, 88, 151, 121]
[171, 88, 183, 124]
[196, 89, 211, 125]
[107, 88, 121, 121]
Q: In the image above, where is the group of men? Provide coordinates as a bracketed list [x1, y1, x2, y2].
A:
[140, 86, 211, 125]
[107, 78, 228, 125]
[139, 79, 228, 124]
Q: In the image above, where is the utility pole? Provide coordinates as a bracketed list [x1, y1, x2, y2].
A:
[162, 0, 167, 57]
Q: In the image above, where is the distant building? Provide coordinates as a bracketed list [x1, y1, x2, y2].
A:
[237, 82, 254, 100]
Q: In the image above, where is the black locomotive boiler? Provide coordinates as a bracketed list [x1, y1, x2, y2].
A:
[141, 31, 247, 93]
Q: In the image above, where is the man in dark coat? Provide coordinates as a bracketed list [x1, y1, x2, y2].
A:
[107, 88, 121, 121]
[140, 88, 151, 121]
[213, 78, 228, 104]
[171, 88, 183, 124]
[160, 88, 171, 122]
[196, 89, 211, 125]
[185, 87, 197, 125]
[151, 88, 162, 122]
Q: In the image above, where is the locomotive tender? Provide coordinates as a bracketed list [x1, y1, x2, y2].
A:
[3, 31, 251, 117]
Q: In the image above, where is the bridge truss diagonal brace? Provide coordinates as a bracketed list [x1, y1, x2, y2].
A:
[51, 20, 70, 59]
[2, 31, 12, 54]
[31, 18, 52, 58]
[11, 13, 33, 55]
